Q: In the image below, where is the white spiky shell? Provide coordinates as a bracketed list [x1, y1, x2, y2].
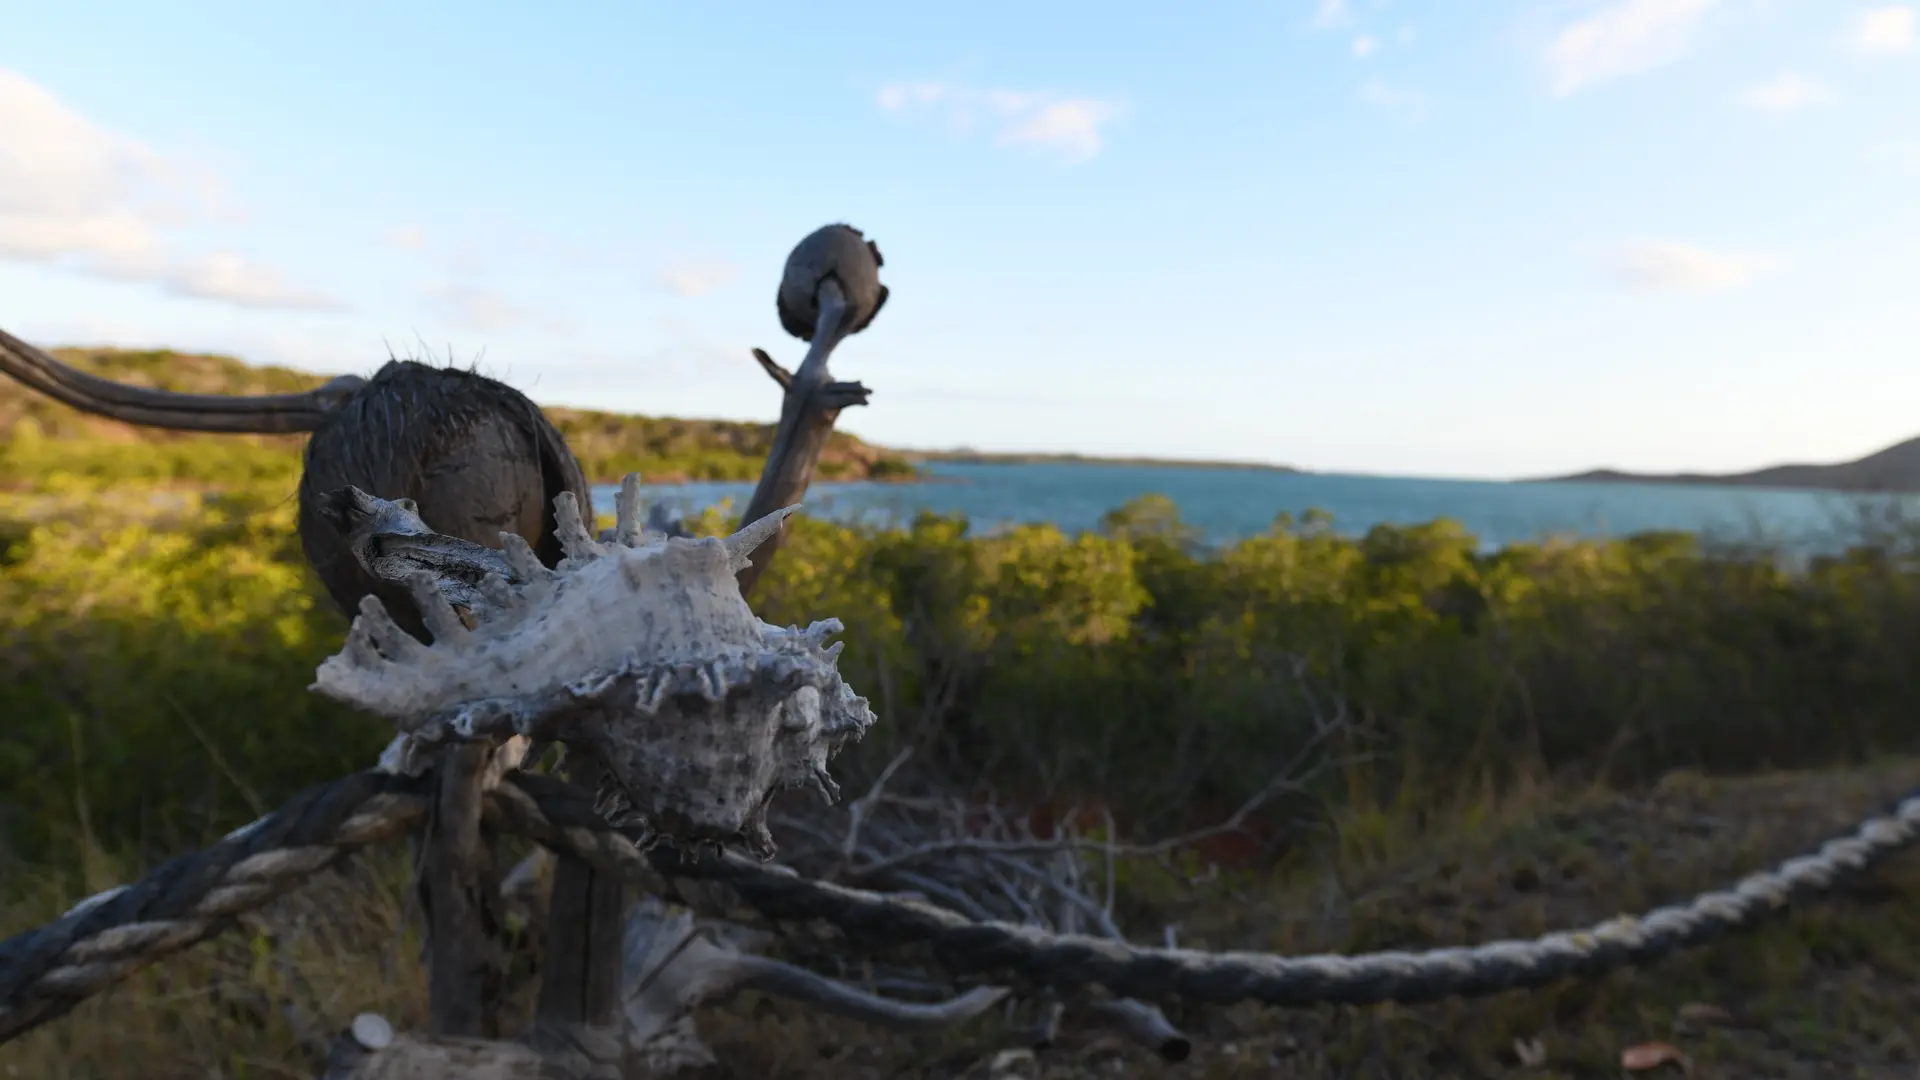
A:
[310, 475, 875, 858]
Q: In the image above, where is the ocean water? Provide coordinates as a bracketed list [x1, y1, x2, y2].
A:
[590, 460, 1920, 554]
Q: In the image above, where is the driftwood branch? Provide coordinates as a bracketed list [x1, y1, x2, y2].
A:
[0, 325, 360, 434]
[322, 894, 1007, 1078]
[316, 484, 516, 626]
[735, 224, 888, 596]
[619, 895, 1007, 1072]
[750, 728, 1386, 1064]
[531, 752, 627, 1063]
[1088, 998, 1192, 1062]
[422, 743, 507, 1037]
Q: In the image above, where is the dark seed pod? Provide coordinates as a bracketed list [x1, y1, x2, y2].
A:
[776, 223, 889, 341]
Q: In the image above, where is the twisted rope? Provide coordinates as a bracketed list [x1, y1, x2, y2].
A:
[4, 769, 1916, 1047]
[0, 771, 426, 1044]
[507, 773, 1920, 1006]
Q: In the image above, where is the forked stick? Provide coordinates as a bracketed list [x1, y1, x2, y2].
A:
[734, 224, 888, 595]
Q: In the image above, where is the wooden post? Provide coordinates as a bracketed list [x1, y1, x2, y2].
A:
[422, 744, 507, 1037]
[531, 754, 626, 1064]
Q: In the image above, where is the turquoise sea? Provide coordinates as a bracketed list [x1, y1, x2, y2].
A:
[590, 460, 1920, 555]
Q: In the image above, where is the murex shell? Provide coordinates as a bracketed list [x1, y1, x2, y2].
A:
[309, 475, 876, 859]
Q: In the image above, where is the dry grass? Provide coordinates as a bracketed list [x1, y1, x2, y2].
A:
[5, 760, 1920, 1079]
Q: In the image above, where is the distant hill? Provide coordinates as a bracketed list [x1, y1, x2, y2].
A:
[910, 448, 1301, 473]
[1541, 435, 1920, 494]
[0, 347, 916, 485]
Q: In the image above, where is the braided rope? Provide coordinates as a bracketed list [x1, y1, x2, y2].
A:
[509, 773, 1920, 1007]
[4, 769, 1916, 1047]
[0, 772, 426, 1044]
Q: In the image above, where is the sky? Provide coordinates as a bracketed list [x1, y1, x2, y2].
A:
[0, 0, 1916, 480]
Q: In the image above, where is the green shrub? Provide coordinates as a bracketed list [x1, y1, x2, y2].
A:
[5, 476, 1919, 863]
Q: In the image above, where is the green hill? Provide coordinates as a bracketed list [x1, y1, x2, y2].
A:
[0, 347, 917, 488]
[1539, 435, 1920, 494]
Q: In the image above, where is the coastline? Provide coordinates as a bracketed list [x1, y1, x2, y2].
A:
[1524, 470, 1920, 498]
[903, 450, 1302, 473]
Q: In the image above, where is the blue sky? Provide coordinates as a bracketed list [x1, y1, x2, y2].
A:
[0, 0, 1915, 479]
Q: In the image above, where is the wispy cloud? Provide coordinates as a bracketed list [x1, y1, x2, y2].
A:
[1851, 5, 1916, 52]
[422, 283, 566, 335]
[653, 259, 740, 298]
[1352, 34, 1379, 58]
[1738, 72, 1835, 111]
[1360, 80, 1426, 117]
[0, 68, 344, 312]
[162, 253, 344, 311]
[876, 81, 1124, 162]
[1605, 238, 1781, 292]
[1543, 0, 1721, 96]
[1311, 0, 1351, 30]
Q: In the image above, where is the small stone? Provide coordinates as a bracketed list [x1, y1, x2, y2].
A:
[350, 1011, 393, 1050]
[985, 1048, 1039, 1079]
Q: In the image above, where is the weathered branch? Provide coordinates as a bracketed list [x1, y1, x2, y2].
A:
[0, 326, 360, 434]
[1088, 998, 1192, 1062]
[324, 894, 1008, 1077]
[735, 223, 888, 596]
[619, 895, 1007, 1071]
[315, 484, 517, 624]
[751, 347, 793, 391]
[423, 743, 506, 1037]
[532, 751, 627, 1065]
[735, 956, 1009, 1029]
[774, 765, 1201, 1062]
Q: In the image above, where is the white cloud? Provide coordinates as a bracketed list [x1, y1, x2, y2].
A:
[0, 68, 341, 312]
[875, 81, 949, 114]
[876, 81, 1124, 162]
[653, 259, 740, 298]
[996, 99, 1120, 159]
[1739, 72, 1835, 111]
[1605, 238, 1781, 292]
[1852, 5, 1916, 52]
[1360, 80, 1426, 116]
[1352, 35, 1379, 58]
[1311, 0, 1351, 29]
[1543, 0, 1721, 96]
[163, 253, 345, 311]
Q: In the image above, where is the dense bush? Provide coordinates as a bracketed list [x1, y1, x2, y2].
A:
[5, 475, 1920, 865]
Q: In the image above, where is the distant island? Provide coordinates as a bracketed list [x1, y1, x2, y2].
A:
[1538, 434, 1920, 495]
[909, 448, 1301, 473]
